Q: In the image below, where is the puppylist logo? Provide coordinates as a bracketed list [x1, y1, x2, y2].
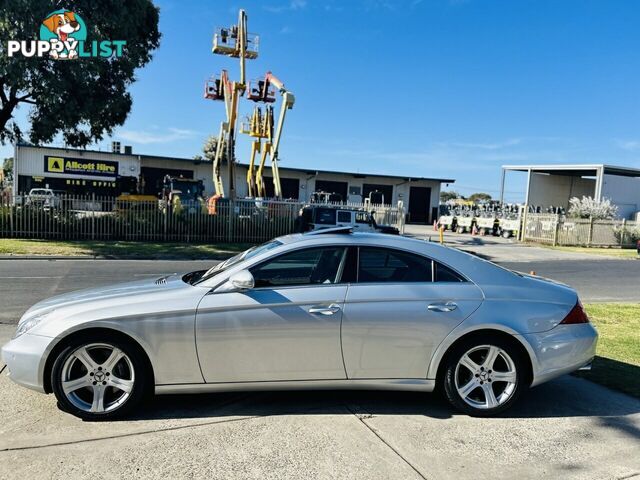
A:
[7, 9, 126, 60]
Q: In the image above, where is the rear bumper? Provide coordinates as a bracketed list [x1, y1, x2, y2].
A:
[521, 323, 598, 387]
[1, 333, 53, 393]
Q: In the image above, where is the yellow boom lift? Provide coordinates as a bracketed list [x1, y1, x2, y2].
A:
[243, 72, 295, 198]
[204, 9, 258, 199]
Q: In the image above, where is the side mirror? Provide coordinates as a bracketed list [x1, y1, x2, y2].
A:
[216, 270, 255, 293]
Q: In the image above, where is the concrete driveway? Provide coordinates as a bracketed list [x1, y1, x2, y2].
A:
[0, 322, 638, 479]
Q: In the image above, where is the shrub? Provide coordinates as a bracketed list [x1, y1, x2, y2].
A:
[568, 196, 618, 220]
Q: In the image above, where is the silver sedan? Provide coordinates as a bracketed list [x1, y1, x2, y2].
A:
[1, 230, 597, 420]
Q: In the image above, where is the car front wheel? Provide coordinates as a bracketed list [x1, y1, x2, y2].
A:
[51, 335, 148, 420]
[443, 336, 526, 416]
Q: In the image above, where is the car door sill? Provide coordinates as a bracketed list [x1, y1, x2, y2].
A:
[155, 378, 435, 395]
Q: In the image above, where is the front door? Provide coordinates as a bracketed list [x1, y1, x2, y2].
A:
[341, 247, 484, 379]
[195, 246, 349, 383]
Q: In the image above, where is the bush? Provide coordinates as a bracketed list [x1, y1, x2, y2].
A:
[568, 196, 618, 220]
[613, 226, 640, 245]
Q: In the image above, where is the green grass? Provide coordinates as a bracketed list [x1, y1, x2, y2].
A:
[0, 239, 252, 260]
[577, 304, 640, 398]
[537, 244, 638, 259]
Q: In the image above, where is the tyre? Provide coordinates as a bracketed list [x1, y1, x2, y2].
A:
[502, 229, 512, 238]
[442, 335, 526, 416]
[51, 333, 149, 420]
[457, 226, 465, 234]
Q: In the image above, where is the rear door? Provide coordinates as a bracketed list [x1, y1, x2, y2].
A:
[341, 246, 483, 379]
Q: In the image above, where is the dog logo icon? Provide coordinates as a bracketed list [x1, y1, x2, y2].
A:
[40, 10, 87, 60]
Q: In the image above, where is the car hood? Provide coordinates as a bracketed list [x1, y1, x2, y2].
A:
[20, 274, 204, 326]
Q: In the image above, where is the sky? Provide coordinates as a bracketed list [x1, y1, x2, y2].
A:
[4, 0, 640, 201]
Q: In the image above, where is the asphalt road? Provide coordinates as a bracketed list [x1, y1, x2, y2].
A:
[0, 254, 637, 325]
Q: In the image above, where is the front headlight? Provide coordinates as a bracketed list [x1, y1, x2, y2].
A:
[14, 312, 52, 338]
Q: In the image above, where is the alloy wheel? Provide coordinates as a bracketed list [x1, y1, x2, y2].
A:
[454, 344, 517, 410]
[60, 343, 135, 414]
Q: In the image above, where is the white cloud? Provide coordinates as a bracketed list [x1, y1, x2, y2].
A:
[441, 138, 522, 150]
[118, 128, 200, 145]
[264, 0, 307, 13]
[614, 139, 640, 151]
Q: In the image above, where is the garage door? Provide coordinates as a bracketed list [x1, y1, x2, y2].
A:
[314, 180, 348, 202]
[408, 186, 431, 224]
[363, 183, 393, 205]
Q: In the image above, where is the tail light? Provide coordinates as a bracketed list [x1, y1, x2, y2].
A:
[560, 300, 590, 325]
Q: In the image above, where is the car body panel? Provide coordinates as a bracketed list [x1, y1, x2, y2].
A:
[22, 275, 208, 386]
[195, 285, 347, 382]
[341, 282, 483, 378]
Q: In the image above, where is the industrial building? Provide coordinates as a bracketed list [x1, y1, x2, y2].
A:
[500, 164, 640, 219]
[13, 143, 454, 224]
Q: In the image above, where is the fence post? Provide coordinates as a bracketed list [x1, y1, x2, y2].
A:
[621, 218, 626, 246]
[519, 206, 528, 242]
[226, 199, 234, 243]
[587, 216, 594, 246]
[163, 204, 168, 242]
[553, 215, 560, 246]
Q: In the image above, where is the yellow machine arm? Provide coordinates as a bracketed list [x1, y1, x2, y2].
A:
[248, 71, 295, 199]
[208, 9, 258, 199]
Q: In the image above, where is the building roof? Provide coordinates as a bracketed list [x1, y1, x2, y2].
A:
[16, 143, 455, 184]
[502, 163, 640, 178]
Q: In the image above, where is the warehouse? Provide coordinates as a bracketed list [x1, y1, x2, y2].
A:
[501, 164, 640, 219]
[13, 143, 454, 224]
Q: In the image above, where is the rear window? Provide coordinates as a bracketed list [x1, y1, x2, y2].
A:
[358, 247, 432, 283]
[315, 208, 337, 225]
[337, 211, 352, 223]
[434, 262, 465, 282]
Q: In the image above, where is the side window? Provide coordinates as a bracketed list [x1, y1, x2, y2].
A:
[337, 211, 352, 223]
[358, 247, 432, 283]
[434, 261, 465, 282]
[355, 212, 370, 224]
[250, 247, 346, 288]
[315, 208, 336, 225]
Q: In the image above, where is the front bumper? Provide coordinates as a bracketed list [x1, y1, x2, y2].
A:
[522, 323, 598, 387]
[1, 333, 54, 393]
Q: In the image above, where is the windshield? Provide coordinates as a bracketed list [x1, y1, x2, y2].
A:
[193, 240, 283, 284]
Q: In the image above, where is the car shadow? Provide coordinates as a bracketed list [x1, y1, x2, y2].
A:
[125, 376, 640, 430]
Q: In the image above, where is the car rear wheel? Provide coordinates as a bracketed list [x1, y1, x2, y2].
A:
[443, 336, 526, 416]
[51, 335, 148, 420]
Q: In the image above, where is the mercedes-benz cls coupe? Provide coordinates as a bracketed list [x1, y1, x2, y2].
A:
[1, 229, 597, 420]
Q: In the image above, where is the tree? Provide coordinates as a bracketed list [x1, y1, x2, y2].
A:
[468, 192, 492, 203]
[2, 157, 13, 183]
[568, 196, 618, 220]
[0, 1, 160, 147]
[202, 135, 226, 163]
[440, 190, 459, 202]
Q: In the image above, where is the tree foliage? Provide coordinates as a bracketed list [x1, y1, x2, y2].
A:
[2, 157, 13, 182]
[440, 190, 459, 202]
[0, 0, 160, 146]
[568, 196, 619, 220]
[468, 192, 492, 203]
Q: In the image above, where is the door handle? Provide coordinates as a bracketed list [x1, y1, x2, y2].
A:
[309, 304, 341, 315]
[427, 302, 458, 312]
